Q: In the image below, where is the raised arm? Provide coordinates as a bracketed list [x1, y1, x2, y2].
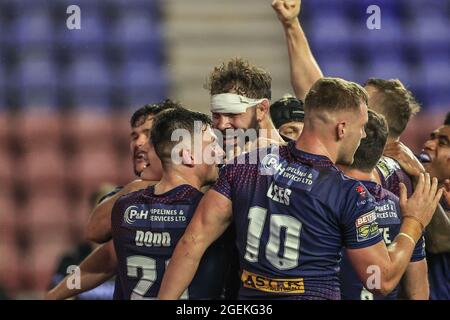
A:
[158, 189, 233, 299]
[85, 179, 156, 243]
[45, 241, 117, 300]
[347, 174, 442, 296]
[272, 0, 323, 100]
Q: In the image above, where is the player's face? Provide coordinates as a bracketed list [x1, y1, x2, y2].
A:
[278, 121, 304, 141]
[130, 115, 154, 176]
[197, 126, 224, 186]
[420, 125, 450, 182]
[212, 107, 258, 147]
[337, 103, 368, 166]
[139, 142, 163, 181]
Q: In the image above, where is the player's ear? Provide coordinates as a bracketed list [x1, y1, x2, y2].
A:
[336, 121, 346, 141]
[256, 100, 270, 122]
[181, 149, 194, 167]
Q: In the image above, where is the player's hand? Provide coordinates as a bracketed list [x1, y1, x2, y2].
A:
[400, 173, 443, 229]
[272, 0, 301, 27]
[384, 141, 425, 178]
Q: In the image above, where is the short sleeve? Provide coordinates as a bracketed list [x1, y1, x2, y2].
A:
[341, 182, 384, 249]
[212, 164, 235, 200]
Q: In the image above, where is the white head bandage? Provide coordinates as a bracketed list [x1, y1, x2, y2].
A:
[210, 93, 268, 114]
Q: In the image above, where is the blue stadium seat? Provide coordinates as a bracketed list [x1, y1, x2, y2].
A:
[363, 57, 411, 85]
[64, 55, 112, 110]
[13, 56, 58, 109]
[111, 11, 164, 62]
[58, 12, 106, 51]
[357, 16, 405, 59]
[318, 54, 358, 83]
[120, 61, 168, 106]
[12, 10, 54, 49]
[309, 15, 354, 54]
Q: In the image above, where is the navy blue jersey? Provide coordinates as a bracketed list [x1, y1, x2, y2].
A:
[111, 184, 231, 300]
[427, 200, 450, 300]
[427, 252, 450, 300]
[212, 141, 383, 300]
[376, 156, 414, 198]
[339, 181, 426, 300]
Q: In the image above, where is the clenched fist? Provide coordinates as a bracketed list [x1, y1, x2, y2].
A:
[272, 0, 301, 26]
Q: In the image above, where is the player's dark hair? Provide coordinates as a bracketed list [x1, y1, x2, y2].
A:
[130, 99, 183, 128]
[206, 57, 272, 100]
[364, 78, 420, 139]
[305, 77, 368, 114]
[151, 108, 212, 167]
[350, 110, 389, 172]
[444, 112, 450, 126]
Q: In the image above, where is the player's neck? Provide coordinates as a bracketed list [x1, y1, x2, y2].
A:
[386, 136, 400, 144]
[154, 168, 202, 194]
[340, 167, 378, 183]
[259, 119, 284, 143]
[295, 130, 337, 163]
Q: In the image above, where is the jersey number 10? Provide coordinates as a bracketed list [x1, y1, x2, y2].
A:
[244, 206, 302, 270]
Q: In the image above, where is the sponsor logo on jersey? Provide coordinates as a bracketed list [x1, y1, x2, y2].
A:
[241, 270, 305, 294]
[356, 210, 377, 227]
[260, 153, 284, 175]
[356, 185, 366, 198]
[376, 156, 400, 180]
[356, 210, 379, 242]
[123, 204, 188, 227]
[124, 205, 140, 224]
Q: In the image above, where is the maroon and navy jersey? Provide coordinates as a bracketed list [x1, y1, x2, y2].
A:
[111, 184, 231, 300]
[339, 181, 426, 300]
[376, 156, 414, 198]
[212, 141, 383, 300]
[427, 251, 450, 300]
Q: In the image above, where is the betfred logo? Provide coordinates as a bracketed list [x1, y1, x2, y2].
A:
[356, 211, 376, 228]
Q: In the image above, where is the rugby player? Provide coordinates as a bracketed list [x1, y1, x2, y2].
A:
[111, 108, 232, 299]
[158, 78, 442, 299]
[339, 110, 428, 300]
[270, 95, 305, 141]
[207, 58, 285, 158]
[45, 101, 178, 299]
[418, 113, 450, 299]
[85, 100, 182, 243]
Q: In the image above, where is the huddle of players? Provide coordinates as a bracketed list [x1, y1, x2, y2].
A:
[46, 0, 450, 300]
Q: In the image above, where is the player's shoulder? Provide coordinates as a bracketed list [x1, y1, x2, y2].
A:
[114, 187, 149, 209]
[376, 156, 402, 180]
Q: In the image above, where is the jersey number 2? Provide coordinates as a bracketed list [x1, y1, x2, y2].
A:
[127, 256, 189, 299]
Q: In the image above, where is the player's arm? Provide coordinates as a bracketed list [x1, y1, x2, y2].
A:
[85, 179, 156, 243]
[425, 180, 450, 253]
[400, 259, 429, 300]
[158, 189, 233, 299]
[44, 241, 117, 300]
[272, 0, 323, 100]
[347, 174, 443, 296]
